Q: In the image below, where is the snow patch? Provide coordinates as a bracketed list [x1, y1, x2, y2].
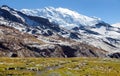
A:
[112, 23, 120, 28]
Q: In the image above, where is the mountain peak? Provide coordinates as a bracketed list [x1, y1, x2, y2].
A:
[21, 7, 102, 29]
[0, 5, 14, 11]
[1, 5, 9, 8]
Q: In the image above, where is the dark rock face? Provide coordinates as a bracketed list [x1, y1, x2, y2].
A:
[11, 53, 18, 57]
[69, 32, 80, 39]
[24, 44, 107, 58]
[61, 45, 77, 57]
[108, 53, 120, 58]
[95, 22, 111, 28]
[0, 25, 108, 58]
[26, 15, 61, 32]
[0, 6, 24, 24]
[60, 44, 107, 58]
[72, 26, 100, 35]
[106, 37, 120, 44]
[0, 9, 24, 24]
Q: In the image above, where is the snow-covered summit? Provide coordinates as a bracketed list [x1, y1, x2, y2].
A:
[0, 5, 25, 22]
[21, 7, 102, 29]
[112, 23, 120, 28]
[1, 5, 12, 11]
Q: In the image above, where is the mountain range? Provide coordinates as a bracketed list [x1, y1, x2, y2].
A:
[0, 5, 120, 58]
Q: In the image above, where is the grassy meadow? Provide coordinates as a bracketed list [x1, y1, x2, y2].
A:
[0, 57, 119, 76]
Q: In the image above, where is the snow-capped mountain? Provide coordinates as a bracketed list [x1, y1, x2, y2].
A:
[21, 7, 118, 37]
[21, 7, 120, 51]
[21, 7, 102, 29]
[0, 5, 120, 58]
[0, 5, 65, 36]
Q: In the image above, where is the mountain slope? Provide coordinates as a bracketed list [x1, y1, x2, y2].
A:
[0, 24, 108, 57]
[21, 7, 120, 38]
[0, 24, 44, 57]
[0, 5, 120, 58]
[0, 5, 65, 36]
[21, 7, 120, 53]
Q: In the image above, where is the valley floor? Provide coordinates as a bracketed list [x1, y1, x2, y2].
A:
[0, 57, 119, 76]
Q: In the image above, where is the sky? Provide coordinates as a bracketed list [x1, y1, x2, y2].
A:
[0, 0, 120, 24]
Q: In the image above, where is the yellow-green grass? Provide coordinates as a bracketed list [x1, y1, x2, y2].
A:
[0, 57, 119, 76]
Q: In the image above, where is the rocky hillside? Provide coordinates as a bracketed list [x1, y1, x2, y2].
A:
[0, 25, 44, 57]
[0, 25, 108, 57]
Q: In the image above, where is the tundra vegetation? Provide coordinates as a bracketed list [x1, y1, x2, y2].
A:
[0, 57, 119, 76]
